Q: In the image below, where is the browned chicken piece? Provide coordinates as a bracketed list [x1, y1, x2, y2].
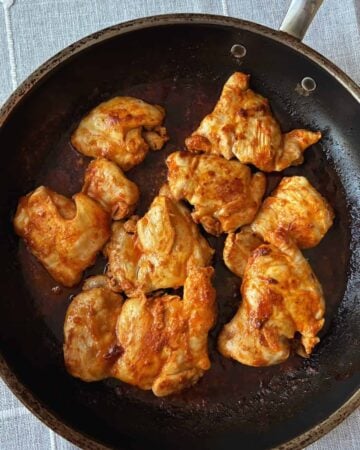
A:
[104, 186, 214, 295]
[83, 158, 139, 220]
[63, 268, 215, 396]
[71, 96, 168, 171]
[223, 226, 263, 278]
[64, 275, 124, 381]
[185, 72, 321, 172]
[218, 231, 325, 366]
[166, 151, 266, 235]
[251, 176, 335, 247]
[13, 186, 110, 287]
[224, 176, 334, 277]
[114, 266, 216, 396]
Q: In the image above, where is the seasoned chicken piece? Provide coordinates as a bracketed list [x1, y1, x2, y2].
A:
[64, 276, 124, 381]
[224, 176, 334, 277]
[114, 266, 216, 396]
[64, 268, 216, 396]
[166, 151, 266, 235]
[71, 96, 168, 171]
[104, 186, 214, 294]
[185, 72, 321, 172]
[218, 231, 325, 366]
[251, 176, 335, 247]
[83, 158, 139, 220]
[13, 186, 110, 287]
[223, 226, 263, 277]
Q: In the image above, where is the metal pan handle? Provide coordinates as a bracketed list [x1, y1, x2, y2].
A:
[280, 0, 324, 40]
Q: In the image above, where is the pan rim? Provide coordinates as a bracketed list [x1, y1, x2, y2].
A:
[0, 12, 359, 450]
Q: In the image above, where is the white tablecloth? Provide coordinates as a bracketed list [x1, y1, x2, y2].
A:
[0, 0, 359, 448]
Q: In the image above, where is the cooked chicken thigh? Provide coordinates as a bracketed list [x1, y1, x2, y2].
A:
[104, 186, 214, 294]
[64, 276, 124, 381]
[114, 266, 216, 396]
[223, 226, 263, 278]
[64, 268, 216, 396]
[224, 176, 334, 277]
[251, 176, 335, 247]
[13, 186, 110, 287]
[186, 72, 321, 172]
[218, 231, 325, 366]
[83, 158, 139, 220]
[71, 96, 168, 171]
[166, 151, 266, 235]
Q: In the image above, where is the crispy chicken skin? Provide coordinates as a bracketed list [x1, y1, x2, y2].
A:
[71, 96, 168, 171]
[166, 151, 266, 235]
[83, 158, 139, 220]
[218, 232, 325, 366]
[114, 266, 216, 396]
[64, 276, 124, 381]
[104, 186, 214, 294]
[185, 72, 321, 172]
[224, 176, 334, 277]
[13, 186, 111, 287]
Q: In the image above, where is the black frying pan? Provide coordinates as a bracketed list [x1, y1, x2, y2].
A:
[0, 5, 359, 450]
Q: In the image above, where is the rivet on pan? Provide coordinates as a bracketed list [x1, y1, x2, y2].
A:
[231, 44, 247, 59]
[295, 77, 317, 96]
[301, 77, 317, 92]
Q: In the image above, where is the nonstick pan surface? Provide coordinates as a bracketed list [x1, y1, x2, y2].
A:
[0, 14, 359, 450]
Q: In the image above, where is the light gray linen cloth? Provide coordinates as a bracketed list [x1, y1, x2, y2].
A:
[0, 0, 359, 449]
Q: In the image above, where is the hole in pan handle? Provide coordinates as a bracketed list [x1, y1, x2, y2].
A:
[280, 0, 324, 41]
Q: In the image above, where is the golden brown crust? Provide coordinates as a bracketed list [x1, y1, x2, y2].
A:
[104, 190, 214, 295]
[82, 158, 139, 220]
[252, 176, 335, 248]
[223, 227, 263, 277]
[71, 96, 168, 171]
[63, 280, 124, 381]
[13, 186, 111, 287]
[64, 268, 216, 396]
[166, 151, 266, 235]
[186, 72, 321, 172]
[114, 266, 216, 396]
[218, 232, 325, 366]
[223, 176, 334, 278]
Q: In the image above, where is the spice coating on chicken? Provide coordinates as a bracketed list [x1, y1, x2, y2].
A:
[251, 176, 335, 247]
[64, 268, 216, 396]
[83, 158, 139, 220]
[223, 226, 263, 278]
[185, 72, 321, 172]
[13, 186, 110, 287]
[224, 176, 334, 278]
[114, 266, 216, 396]
[104, 186, 214, 295]
[71, 96, 168, 171]
[218, 232, 325, 366]
[64, 276, 124, 381]
[166, 151, 266, 235]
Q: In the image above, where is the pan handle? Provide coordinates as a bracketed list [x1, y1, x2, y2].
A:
[280, 0, 324, 40]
